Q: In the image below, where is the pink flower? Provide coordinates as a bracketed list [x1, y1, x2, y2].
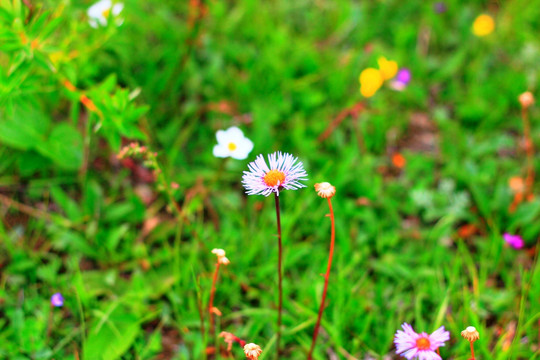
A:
[503, 233, 524, 249]
[394, 323, 450, 360]
[242, 152, 308, 196]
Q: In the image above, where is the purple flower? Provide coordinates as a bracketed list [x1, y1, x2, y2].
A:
[242, 152, 308, 196]
[434, 2, 446, 14]
[391, 68, 412, 91]
[50, 293, 64, 307]
[394, 323, 450, 360]
[503, 233, 524, 249]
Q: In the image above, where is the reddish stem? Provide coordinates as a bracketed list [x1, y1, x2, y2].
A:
[522, 107, 535, 199]
[307, 197, 335, 359]
[470, 341, 475, 359]
[208, 261, 221, 341]
[318, 102, 364, 142]
[230, 334, 247, 348]
[274, 194, 283, 359]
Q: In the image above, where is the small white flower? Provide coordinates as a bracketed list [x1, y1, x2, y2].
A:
[87, 0, 124, 28]
[213, 127, 254, 160]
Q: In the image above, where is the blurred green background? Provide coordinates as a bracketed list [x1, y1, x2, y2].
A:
[0, 0, 539, 359]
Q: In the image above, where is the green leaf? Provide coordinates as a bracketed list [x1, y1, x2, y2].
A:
[0, 104, 49, 150]
[84, 307, 140, 360]
[50, 186, 82, 222]
[36, 123, 83, 170]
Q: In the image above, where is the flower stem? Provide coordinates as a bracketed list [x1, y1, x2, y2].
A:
[274, 193, 283, 359]
[46, 303, 53, 340]
[470, 341, 475, 359]
[208, 261, 221, 346]
[307, 197, 335, 360]
[522, 107, 535, 200]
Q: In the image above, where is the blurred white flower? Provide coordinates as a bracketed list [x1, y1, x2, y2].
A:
[213, 126, 253, 160]
[87, 0, 124, 28]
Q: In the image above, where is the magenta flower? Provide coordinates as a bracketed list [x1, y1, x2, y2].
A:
[242, 152, 308, 196]
[394, 323, 450, 360]
[503, 233, 524, 249]
[391, 68, 412, 91]
[51, 293, 64, 307]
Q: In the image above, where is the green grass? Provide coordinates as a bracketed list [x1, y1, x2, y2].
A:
[0, 0, 539, 359]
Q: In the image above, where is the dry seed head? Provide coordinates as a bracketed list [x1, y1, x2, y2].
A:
[519, 91, 535, 109]
[461, 326, 480, 342]
[211, 248, 226, 258]
[314, 182, 336, 198]
[219, 256, 230, 265]
[243, 343, 262, 359]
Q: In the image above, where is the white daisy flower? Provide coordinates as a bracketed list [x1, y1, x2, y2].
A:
[242, 152, 308, 196]
[87, 0, 124, 28]
[212, 126, 254, 160]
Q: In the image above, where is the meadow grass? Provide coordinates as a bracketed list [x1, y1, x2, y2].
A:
[0, 0, 539, 359]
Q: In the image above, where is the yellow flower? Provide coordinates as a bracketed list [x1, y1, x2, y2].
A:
[359, 68, 383, 98]
[377, 56, 398, 80]
[472, 14, 495, 36]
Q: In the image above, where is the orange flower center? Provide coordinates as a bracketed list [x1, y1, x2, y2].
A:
[263, 170, 285, 187]
[228, 142, 237, 151]
[102, 8, 111, 18]
[416, 337, 431, 351]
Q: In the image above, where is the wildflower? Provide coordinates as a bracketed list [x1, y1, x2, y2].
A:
[394, 323, 450, 360]
[503, 233, 524, 249]
[519, 92, 535, 109]
[242, 152, 308, 196]
[434, 2, 447, 13]
[509, 176, 525, 194]
[472, 14, 495, 37]
[308, 181, 337, 359]
[50, 293, 64, 307]
[242, 152, 307, 356]
[88, 0, 124, 28]
[359, 68, 384, 98]
[461, 326, 479, 359]
[213, 126, 254, 160]
[211, 248, 230, 265]
[243, 343, 262, 360]
[461, 326, 480, 342]
[208, 248, 229, 342]
[314, 182, 336, 199]
[117, 142, 148, 160]
[391, 68, 412, 91]
[219, 332, 237, 351]
[378, 56, 398, 80]
[392, 153, 407, 168]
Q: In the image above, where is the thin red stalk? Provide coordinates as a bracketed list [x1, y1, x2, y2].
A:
[307, 197, 335, 360]
[470, 341, 475, 359]
[274, 193, 283, 359]
[522, 107, 535, 199]
[230, 334, 247, 348]
[195, 276, 207, 359]
[208, 261, 221, 342]
[318, 102, 364, 142]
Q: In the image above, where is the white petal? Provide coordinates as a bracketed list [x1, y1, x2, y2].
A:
[213, 144, 231, 158]
[88, 0, 111, 17]
[89, 18, 99, 28]
[216, 129, 229, 145]
[224, 126, 245, 143]
[112, 3, 124, 16]
[231, 137, 253, 160]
